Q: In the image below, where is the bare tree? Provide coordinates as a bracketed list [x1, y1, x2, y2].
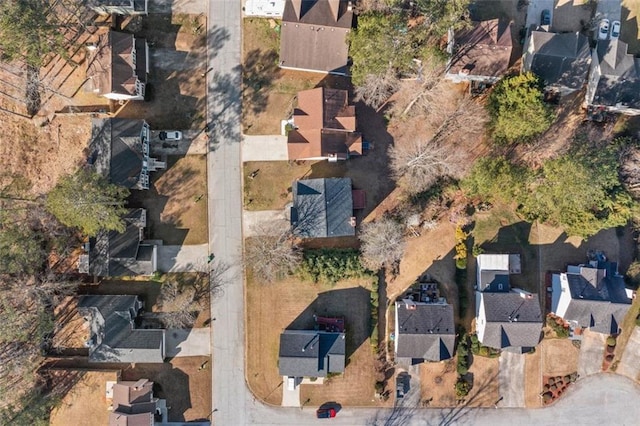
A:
[244, 221, 302, 283]
[354, 68, 400, 111]
[359, 217, 406, 270]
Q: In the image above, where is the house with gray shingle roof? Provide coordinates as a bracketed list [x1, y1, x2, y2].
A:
[78, 295, 165, 363]
[290, 178, 358, 238]
[475, 254, 542, 352]
[394, 298, 455, 364]
[551, 258, 632, 336]
[79, 208, 159, 277]
[89, 118, 165, 190]
[586, 39, 640, 116]
[278, 330, 346, 378]
[522, 29, 590, 94]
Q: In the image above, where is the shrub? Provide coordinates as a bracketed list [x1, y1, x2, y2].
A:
[550, 384, 557, 391]
[370, 324, 379, 349]
[605, 354, 614, 362]
[607, 336, 617, 347]
[478, 346, 489, 357]
[542, 392, 553, 403]
[297, 249, 373, 285]
[564, 375, 571, 383]
[455, 379, 471, 398]
[375, 381, 384, 392]
[456, 363, 468, 376]
[548, 377, 555, 385]
[635, 316, 640, 327]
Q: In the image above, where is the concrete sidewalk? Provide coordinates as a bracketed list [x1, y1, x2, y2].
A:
[166, 328, 211, 357]
[242, 135, 288, 162]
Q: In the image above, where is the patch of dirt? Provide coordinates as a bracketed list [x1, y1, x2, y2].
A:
[419, 360, 457, 407]
[52, 297, 89, 351]
[524, 348, 542, 407]
[465, 355, 500, 407]
[0, 113, 92, 196]
[540, 338, 580, 377]
[50, 370, 120, 426]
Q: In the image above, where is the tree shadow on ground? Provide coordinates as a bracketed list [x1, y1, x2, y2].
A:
[285, 286, 371, 363]
[243, 48, 281, 115]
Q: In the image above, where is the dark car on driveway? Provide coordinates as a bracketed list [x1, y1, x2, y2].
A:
[316, 408, 336, 419]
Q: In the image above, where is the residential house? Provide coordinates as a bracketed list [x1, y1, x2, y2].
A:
[87, 0, 148, 15]
[287, 87, 362, 161]
[522, 29, 590, 94]
[280, 0, 353, 74]
[278, 330, 346, 379]
[78, 295, 166, 363]
[475, 254, 542, 352]
[89, 118, 165, 190]
[445, 19, 513, 84]
[244, 0, 286, 17]
[551, 257, 632, 336]
[79, 208, 159, 277]
[109, 379, 164, 425]
[586, 39, 640, 115]
[394, 284, 455, 364]
[87, 30, 149, 101]
[291, 177, 364, 238]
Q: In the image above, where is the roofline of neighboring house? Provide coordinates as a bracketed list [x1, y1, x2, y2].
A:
[279, 64, 349, 76]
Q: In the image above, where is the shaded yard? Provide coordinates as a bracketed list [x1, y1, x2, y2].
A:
[245, 263, 385, 407]
[419, 360, 457, 407]
[130, 155, 208, 245]
[116, 14, 207, 130]
[465, 355, 500, 407]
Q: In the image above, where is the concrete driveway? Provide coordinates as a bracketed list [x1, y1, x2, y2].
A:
[157, 244, 209, 273]
[150, 130, 208, 156]
[166, 328, 211, 357]
[242, 135, 288, 162]
[498, 351, 525, 407]
[281, 377, 300, 407]
[526, 0, 554, 28]
[151, 48, 205, 72]
[242, 210, 289, 236]
[617, 327, 640, 381]
[150, 0, 207, 14]
[596, 0, 622, 22]
[395, 366, 421, 408]
[578, 329, 606, 378]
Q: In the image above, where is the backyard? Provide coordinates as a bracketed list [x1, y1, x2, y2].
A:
[245, 264, 386, 407]
[129, 155, 208, 246]
[116, 14, 207, 130]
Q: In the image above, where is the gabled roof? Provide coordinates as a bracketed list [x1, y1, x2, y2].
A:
[524, 30, 590, 89]
[89, 118, 150, 190]
[112, 380, 156, 415]
[291, 178, 354, 238]
[288, 87, 361, 159]
[280, 0, 353, 73]
[480, 292, 542, 349]
[560, 261, 631, 334]
[448, 19, 513, 79]
[87, 31, 147, 97]
[88, 209, 156, 276]
[395, 302, 455, 361]
[278, 330, 346, 377]
[592, 39, 640, 109]
[78, 295, 165, 363]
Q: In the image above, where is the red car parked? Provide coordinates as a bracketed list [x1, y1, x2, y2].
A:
[316, 408, 336, 419]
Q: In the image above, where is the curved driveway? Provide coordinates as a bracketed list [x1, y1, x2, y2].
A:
[206, 2, 640, 426]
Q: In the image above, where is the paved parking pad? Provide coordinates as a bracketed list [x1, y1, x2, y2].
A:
[617, 327, 640, 381]
[577, 329, 606, 378]
[498, 351, 525, 407]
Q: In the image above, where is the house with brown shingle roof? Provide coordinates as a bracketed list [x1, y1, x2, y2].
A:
[280, 0, 353, 75]
[445, 19, 513, 84]
[87, 30, 149, 101]
[287, 87, 362, 161]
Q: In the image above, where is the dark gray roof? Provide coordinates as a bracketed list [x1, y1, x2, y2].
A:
[78, 295, 165, 363]
[88, 209, 156, 277]
[481, 293, 542, 350]
[479, 270, 510, 292]
[89, 118, 150, 190]
[395, 303, 455, 361]
[592, 39, 640, 109]
[562, 263, 631, 333]
[278, 330, 345, 377]
[291, 178, 355, 238]
[525, 31, 590, 89]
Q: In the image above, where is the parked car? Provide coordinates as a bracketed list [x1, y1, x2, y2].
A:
[541, 9, 551, 26]
[611, 20, 621, 39]
[316, 408, 336, 419]
[598, 19, 610, 40]
[158, 130, 182, 141]
[286, 376, 296, 391]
